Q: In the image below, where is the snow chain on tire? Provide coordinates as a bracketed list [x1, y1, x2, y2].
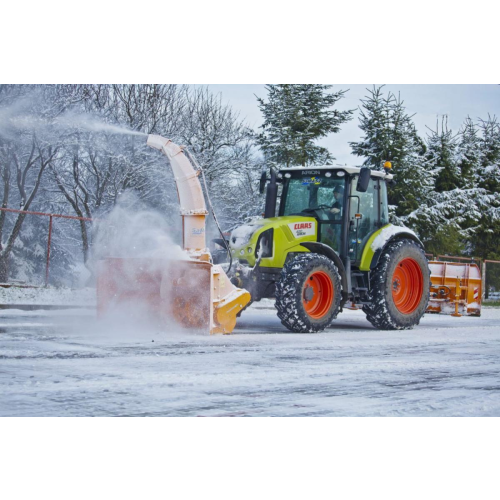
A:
[363, 239, 430, 330]
[275, 253, 342, 333]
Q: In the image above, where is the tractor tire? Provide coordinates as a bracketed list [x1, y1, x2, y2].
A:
[275, 253, 341, 333]
[363, 239, 430, 330]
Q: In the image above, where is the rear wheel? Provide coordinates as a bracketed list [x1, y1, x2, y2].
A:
[275, 253, 341, 333]
[363, 239, 429, 330]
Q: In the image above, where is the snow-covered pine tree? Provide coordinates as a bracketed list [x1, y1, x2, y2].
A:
[457, 116, 480, 189]
[407, 115, 500, 258]
[350, 86, 434, 219]
[452, 116, 486, 253]
[425, 116, 461, 193]
[470, 115, 500, 261]
[256, 85, 353, 168]
[411, 115, 468, 254]
[477, 115, 500, 193]
[349, 86, 394, 169]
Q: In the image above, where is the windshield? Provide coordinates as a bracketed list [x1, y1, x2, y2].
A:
[281, 176, 346, 216]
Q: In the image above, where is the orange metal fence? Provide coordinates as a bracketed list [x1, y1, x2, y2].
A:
[0, 208, 93, 287]
[482, 259, 500, 301]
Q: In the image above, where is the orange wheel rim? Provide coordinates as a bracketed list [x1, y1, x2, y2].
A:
[302, 271, 334, 319]
[392, 258, 424, 314]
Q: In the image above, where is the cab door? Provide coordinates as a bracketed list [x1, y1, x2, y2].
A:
[315, 179, 345, 254]
[348, 177, 381, 263]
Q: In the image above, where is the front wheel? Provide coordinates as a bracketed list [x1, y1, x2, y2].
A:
[363, 239, 430, 330]
[275, 253, 342, 333]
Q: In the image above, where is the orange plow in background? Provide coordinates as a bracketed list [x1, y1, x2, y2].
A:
[427, 261, 482, 317]
[96, 135, 251, 334]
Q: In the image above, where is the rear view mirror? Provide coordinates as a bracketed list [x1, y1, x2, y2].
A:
[356, 167, 371, 193]
[259, 168, 267, 194]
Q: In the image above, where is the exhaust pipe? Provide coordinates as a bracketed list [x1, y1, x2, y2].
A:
[264, 168, 278, 218]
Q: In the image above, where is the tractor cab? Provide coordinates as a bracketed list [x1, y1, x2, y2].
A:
[274, 166, 392, 267]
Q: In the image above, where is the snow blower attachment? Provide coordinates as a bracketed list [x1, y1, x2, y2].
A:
[97, 135, 251, 334]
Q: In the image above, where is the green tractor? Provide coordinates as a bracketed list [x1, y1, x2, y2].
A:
[226, 164, 430, 333]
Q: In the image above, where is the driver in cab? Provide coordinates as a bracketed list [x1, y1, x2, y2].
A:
[329, 185, 344, 218]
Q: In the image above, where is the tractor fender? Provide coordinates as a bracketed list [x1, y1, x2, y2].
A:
[369, 230, 424, 271]
[299, 242, 349, 303]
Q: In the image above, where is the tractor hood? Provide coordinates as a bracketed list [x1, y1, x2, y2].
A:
[230, 219, 269, 248]
[229, 216, 318, 268]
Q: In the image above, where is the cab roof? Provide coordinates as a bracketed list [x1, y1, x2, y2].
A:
[279, 165, 393, 180]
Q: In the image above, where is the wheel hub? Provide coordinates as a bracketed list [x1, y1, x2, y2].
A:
[301, 271, 334, 319]
[303, 284, 315, 302]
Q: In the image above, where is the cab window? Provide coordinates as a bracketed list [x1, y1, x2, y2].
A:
[349, 178, 379, 262]
[380, 181, 389, 226]
[282, 177, 345, 216]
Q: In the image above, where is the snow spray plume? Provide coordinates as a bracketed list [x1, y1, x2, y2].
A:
[54, 112, 147, 137]
[92, 193, 192, 338]
[0, 96, 146, 140]
[93, 192, 185, 261]
[0, 92, 43, 139]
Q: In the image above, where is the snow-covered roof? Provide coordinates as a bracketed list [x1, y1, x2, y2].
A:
[279, 166, 394, 180]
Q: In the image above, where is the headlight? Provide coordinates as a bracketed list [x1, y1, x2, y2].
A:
[256, 229, 273, 259]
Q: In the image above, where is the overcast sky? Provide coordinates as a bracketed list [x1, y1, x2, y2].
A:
[206, 84, 500, 166]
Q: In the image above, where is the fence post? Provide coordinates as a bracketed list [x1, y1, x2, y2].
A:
[45, 215, 53, 287]
[482, 261, 487, 301]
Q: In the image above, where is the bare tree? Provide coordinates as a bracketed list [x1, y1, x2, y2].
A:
[0, 136, 58, 281]
[0, 84, 263, 284]
[46, 85, 188, 264]
[178, 87, 254, 182]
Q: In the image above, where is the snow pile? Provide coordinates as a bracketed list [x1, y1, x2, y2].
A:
[0, 286, 96, 306]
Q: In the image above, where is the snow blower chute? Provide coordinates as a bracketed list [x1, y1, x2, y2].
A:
[96, 135, 251, 334]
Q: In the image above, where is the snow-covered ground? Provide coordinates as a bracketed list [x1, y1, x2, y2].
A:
[1, 298, 499, 417]
[0, 286, 96, 306]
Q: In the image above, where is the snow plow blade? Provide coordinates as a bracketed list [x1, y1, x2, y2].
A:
[97, 258, 251, 334]
[427, 261, 482, 317]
